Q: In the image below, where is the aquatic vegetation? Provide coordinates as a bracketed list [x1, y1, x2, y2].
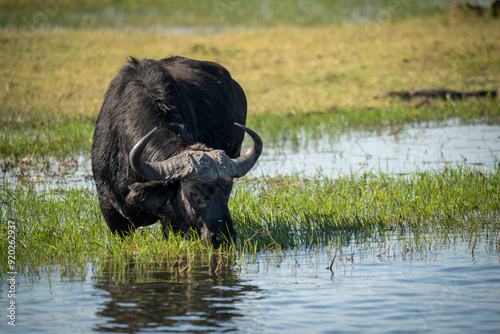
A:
[232, 167, 500, 249]
[1, 166, 498, 277]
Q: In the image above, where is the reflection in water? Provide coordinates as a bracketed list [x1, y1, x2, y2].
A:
[5, 233, 500, 334]
[93, 259, 260, 333]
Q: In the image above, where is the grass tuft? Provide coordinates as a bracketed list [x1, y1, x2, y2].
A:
[5, 166, 497, 278]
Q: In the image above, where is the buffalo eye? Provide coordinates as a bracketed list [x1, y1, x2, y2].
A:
[189, 185, 208, 208]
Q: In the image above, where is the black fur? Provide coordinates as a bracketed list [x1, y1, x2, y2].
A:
[91, 56, 247, 237]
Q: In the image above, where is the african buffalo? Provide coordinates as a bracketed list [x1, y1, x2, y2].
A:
[91, 56, 262, 247]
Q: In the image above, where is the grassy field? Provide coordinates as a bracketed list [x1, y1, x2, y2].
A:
[1, 11, 499, 159]
[1, 2, 500, 276]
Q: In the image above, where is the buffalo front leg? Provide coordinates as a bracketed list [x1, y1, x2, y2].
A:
[160, 218, 182, 238]
[98, 198, 136, 237]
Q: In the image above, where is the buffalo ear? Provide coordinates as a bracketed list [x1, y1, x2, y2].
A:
[126, 181, 173, 212]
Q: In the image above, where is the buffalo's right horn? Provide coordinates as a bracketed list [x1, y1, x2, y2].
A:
[230, 123, 263, 178]
[129, 127, 196, 181]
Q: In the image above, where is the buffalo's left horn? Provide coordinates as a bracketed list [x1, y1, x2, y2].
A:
[231, 123, 263, 178]
[129, 127, 193, 181]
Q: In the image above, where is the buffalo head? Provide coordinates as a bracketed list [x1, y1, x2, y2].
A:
[125, 123, 262, 247]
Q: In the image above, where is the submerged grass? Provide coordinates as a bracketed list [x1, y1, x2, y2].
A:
[2, 166, 499, 277]
[232, 167, 500, 250]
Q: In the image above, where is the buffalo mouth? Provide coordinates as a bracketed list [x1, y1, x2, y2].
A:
[200, 220, 236, 248]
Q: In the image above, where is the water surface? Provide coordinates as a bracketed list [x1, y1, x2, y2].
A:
[2, 233, 499, 333]
[3, 120, 499, 188]
[250, 119, 500, 178]
[2, 121, 499, 333]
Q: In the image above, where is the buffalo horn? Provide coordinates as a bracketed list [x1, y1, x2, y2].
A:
[129, 123, 262, 181]
[129, 127, 164, 180]
[231, 123, 263, 178]
[129, 127, 192, 181]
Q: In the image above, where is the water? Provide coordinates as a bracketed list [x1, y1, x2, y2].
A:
[249, 119, 500, 178]
[2, 233, 499, 333]
[1, 154, 94, 190]
[3, 120, 499, 188]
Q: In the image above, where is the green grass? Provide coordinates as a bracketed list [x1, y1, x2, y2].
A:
[0, 114, 94, 163]
[0, 0, 463, 30]
[0, 181, 229, 279]
[2, 167, 499, 277]
[232, 167, 500, 249]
